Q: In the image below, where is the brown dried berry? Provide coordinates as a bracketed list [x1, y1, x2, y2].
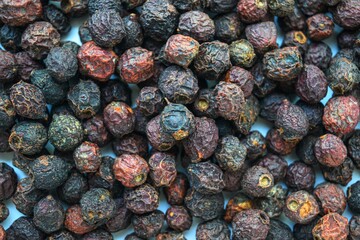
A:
[214, 13, 243, 44]
[166, 206, 192, 232]
[0, 203, 9, 223]
[312, 213, 349, 240]
[117, 47, 154, 84]
[245, 21, 277, 55]
[266, 128, 298, 155]
[314, 182, 346, 215]
[257, 154, 288, 182]
[232, 209, 270, 240]
[224, 193, 253, 223]
[112, 133, 148, 158]
[322, 96, 359, 136]
[164, 172, 189, 206]
[224, 67, 255, 98]
[0, 50, 17, 83]
[314, 134, 347, 167]
[21, 21, 61, 60]
[196, 219, 230, 240]
[77, 41, 118, 82]
[64, 205, 96, 235]
[132, 210, 165, 239]
[148, 152, 177, 187]
[321, 157, 354, 186]
[136, 87, 165, 117]
[103, 101, 135, 138]
[284, 190, 320, 224]
[183, 117, 219, 163]
[61, 0, 88, 17]
[304, 42, 332, 71]
[237, 0, 268, 23]
[241, 165, 274, 197]
[164, 34, 199, 68]
[278, 5, 306, 31]
[124, 184, 159, 214]
[83, 115, 112, 147]
[306, 14, 334, 41]
[105, 198, 133, 233]
[178, 11, 215, 42]
[73, 141, 101, 173]
[285, 161, 315, 191]
[146, 115, 176, 152]
[350, 215, 360, 240]
[331, 0, 360, 30]
[0, 163, 17, 201]
[0, 0, 42, 26]
[235, 95, 260, 135]
[10, 81, 47, 120]
[215, 135, 247, 172]
[255, 184, 288, 219]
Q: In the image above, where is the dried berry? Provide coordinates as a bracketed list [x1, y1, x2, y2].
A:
[49, 114, 84, 152]
[185, 188, 224, 221]
[117, 47, 154, 84]
[73, 141, 101, 173]
[10, 81, 48, 120]
[0, 25, 23, 53]
[296, 135, 318, 165]
[224, 193, 253, 223]
[112, 134, 148, 158]
[236, 0, 268, 23]
[347, 181, 360, 214]
[235, 95, 260, 135]
[293, 217, 319, 240]
[166, 206, 192, 232]
[0, 0, 42, 26]
[158, 66, 199, 104]
[33, 195, 65, 234]
[252, 62, 278, 98]
[140, 0, 179, 42]
[77, 41, 118, 82]
[348, 130, 360, 168]
[0, 130, 10, 153]
[304, 42, 332, 71]
[113, 154, 149, 188]
[215, 135, 247, 172]
[148, 152, 177, 187]
[64, 205, 96, 235]
[224, 67, 254, 98]
[284, 190, 320, 224]
[232, 209, 270, 240]
[6, 217, 45, 240]
[21, 21, 61, 60]
[133, 210, 165, 239]
[164, 172, 189, 205]
[105, 198, 133, 232]
[266, 219, 294, 240]
[9, 121, 47, 156]
[58, 171, 88, 205]
[14, 51, 43, 82]
[266, 128, 298, 155]
[31, 155, 70, 190]
[136, 87, 165, 117]
[285, 161, 315, 191]
[0, 50, 17, 83]
[60, 0, 88, 17]
[312, 213, 349, 240]
[43, 4, 71, 34]
[306, 14, 334, 41]
[260, 92, 288, 122]
[314, 134, 347, 167]
[193, 41, 231, 81]
[314, 182, 346, 215]
[263, 47, 303, 81]
[83, 115, 111, 147]
[103, 101, 135, 138]
[245, 21, 277, 55]
[297, 0, 326, 16]
[178, 11, 214, 42]
[87, 0, 123, 15]
[79, 20, 92, 44]
[256, 184, 288, 218]
[183, 117, 219, 162]
[229, 39, 256, 68]
[257, 154, 288, 182]
[322, 96, 359, 136]
[0, 162, 17, 201]
[196, 219, 230, 240]
[350, 215, 360, 240]
[268, 0, 294, 17]
[146, 115, 176, 151]
[88, 156, 116, 190]
[124, 184, 159, 214]
[164, 34, 199, 68]
[0, 203, 9, 222]
[296, 101, 324, 131]
[242, 165, 274, 197]
[322, 157, 354, 186]
[214, 13, 243, 44]
[338, 30, 359, 49]
[331, 0, 360, 30]
[82, 229, 113, 240]
[214, 82, 245, 121]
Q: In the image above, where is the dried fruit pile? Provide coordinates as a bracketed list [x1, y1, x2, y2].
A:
[0, 0, 359, 239]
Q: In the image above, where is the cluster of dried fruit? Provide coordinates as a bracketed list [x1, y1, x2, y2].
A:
[0, 0, 359, 239]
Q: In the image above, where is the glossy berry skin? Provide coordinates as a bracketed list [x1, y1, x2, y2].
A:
[236, 0, 268, 23]
[284, 190, 320, 224]
[245, 21, 277, 55]
[178, 11, 215, 42]
[140, 0, 179, 42]
[232, 209, 270, 240]
[164, 34, 199, 68]
[117, 47, 154, 84]
[322, 96, 359, 136]
[306, 14, 334, 41]
[103, 101, 135, 138]
[77, 41, 118, 82]
[215, 135, 247, 172]
[285, 161, 315, 191]
[132, 210, 165, 239]
[183, 117, 219, 163]
[124, 184, 159, 214]
[263, 47, 303, 81]
[314, 183, 346, 215]
[312, 213, 349, 240]
[242, 166, 274, 197]
[148, 152, 177, 187]
[193, 41, 231, 81]
[165, 206, 192, 232]
[113, 154, 149, 188]
[315, 134, 347, 167]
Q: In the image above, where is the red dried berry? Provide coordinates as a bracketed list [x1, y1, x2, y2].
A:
[0, 0, 42, 26]
[315, 134, 347, 167]
[73, 141, 102, 173]
[266, 128, 298, 155]
[165, 206, 192, 232]
[148, 152, 177, 187]
[64, 205, 96, 235]
[146, 115, 176, 152]
[232, 209, 270, 240]
[306, 14, 334, 41]
[237, 0, 268, 23]
[314, 183, 346, 215]
[112, 133, 148, 158]
[103, 101, 135, 138]
[312, 213, 349, 240]
[164, 34, 199, 68]
[164, 172, 189, 206]
[223, 66, 255, 98]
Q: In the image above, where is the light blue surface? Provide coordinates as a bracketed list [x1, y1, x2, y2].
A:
[1, 8, 359, 240]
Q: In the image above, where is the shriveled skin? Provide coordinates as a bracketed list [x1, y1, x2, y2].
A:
[296, 101, 324, 130]
[44, 47, 78, 82]
[65, 205, 96, 235]
[285, 161, 315, 191]
[164, 173, 189, 205]
[237, 0, 268, 23]
[348, 130, 360, 168]
[136, 87, 165, 117]
[60, 0, 88, 17]
[275, 99, 309, 141]
[15, 52, 43, 82]
[229, 39, 256, 68]
[0, 0, 42, 26]
[305, 43, 332, 71]
[232, 209, 270, 240]
[323, 96, 360, 136]
[0, 226, 5, 240]
[21, 22, 61, 60]
[214, 13, 243, 44]
[312, 213, 349, 240]
[263, 47, 303, 81]
[113, 133, 148, 157]
[58, 172, 88, 205]
[207, 0, 238, 13]
[268, 0, 294, 17]
[118, 47, 154, 84]
[241, 166, 274, 197]
[224, 193, 253, 223]
[257, 154, 288, 182]
[284, 190, 320, 224]
[332, 0, 360, 30]
[77, 41, 118, 82]
[266, 128, 298, 155]
[106, 198, 133, 232]
[350, 215, 360, 239]
[74, 142, 102, 173]
[0, 163, 17, 201]
[10, 81, 48, 120]
[224, 66, 255, 97]
[133, 210, 164, 239]
[283, 31, 308, 55]
[215, 135, 247, 172]
[314, 183, 346, 215]
[260, 92, 288, 122]
[214, 82, 245, 121]
[166, 206, 192, 232]
[193, 89, 218, 118]
[103, 101, 135, 138]
[120, 14, 144, 50]
[193, 41, 231, 81]
[315, 134, 347, 167]
[183, 117, 219, 162]
[113, 154, 149, 188]
[83, 115, 111, 147]
[0, 202, 9, 222]
[124, 184, 159, 214]
[245, 22, 277, 55]
[164, 34, 199, 68]
[322, 157, 354, 186]
[185, 188, 224, 221]
[178, 11, 215, 42]
[187, 161, 225, 194]
[255, 184, 288, 218]
[88, 0, 123, 15]
[297, 0, 326, 16]
[148, 152, 177, 187]
[0, 50, 17, 83]
[196, 219, 230, 240]
[280, 5, 306, 31]
[235, 95, 260, 135]
[307, 14, 334, 41]
[146, 115, 176, 152]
